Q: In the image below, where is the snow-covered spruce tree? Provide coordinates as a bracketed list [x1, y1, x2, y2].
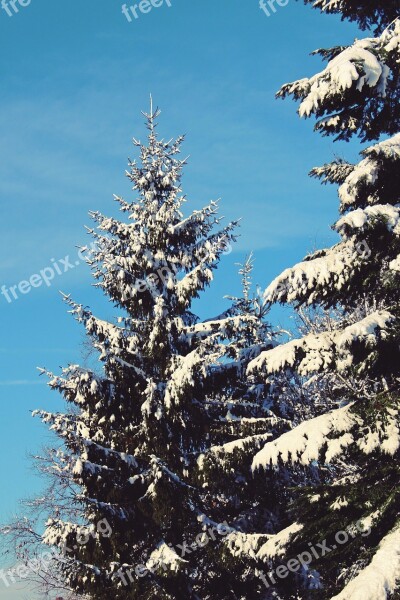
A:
[27, 106, 296, 600]
[206, 8, 400, 600]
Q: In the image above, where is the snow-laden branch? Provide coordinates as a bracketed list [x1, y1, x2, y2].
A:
[251, 403, 359, 470]
[252, 401, 399, 471]
[248, 311, 394, 375]
[331, 523, 400, 600]
[261, 241, 373, 307]
[334, 204, 400, 238]
[277, 19, 400, 140]
[224, 523, 303, 562]
[337, 133, 400, 211]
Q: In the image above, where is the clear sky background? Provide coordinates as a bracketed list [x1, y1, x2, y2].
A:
[0, 0, 363, 594]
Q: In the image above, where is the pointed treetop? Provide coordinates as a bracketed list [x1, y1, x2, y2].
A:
[142, 94, 161, 137]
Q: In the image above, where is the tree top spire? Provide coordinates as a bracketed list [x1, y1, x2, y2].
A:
[142, 94, 161, 137]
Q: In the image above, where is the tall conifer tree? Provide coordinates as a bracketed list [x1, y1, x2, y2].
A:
[24, 105, 293, 600]
[215, 6, 400, 599]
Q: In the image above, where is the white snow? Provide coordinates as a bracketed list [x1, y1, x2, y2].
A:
[338, 134, 400, 209]
[331, 524, 400, 600]
[294, 21, 400, 119]
[389, 255, 400, 272]
[257, 523, 303, 560]
[331, 497, 349, 511]
[309, 494, 321, 504]
[146, 542, 187, 573]
[248, 311, 394, 376]
[299, 46, 384, 119]
[224, 532, 267, 560]
[251, 404, 358, 470]
[199, 432, 273, 463]
[335, 205, 400, 237]
[251, 399, 399, 471]
[224, 523, 303, 562]
[357, 412, 400, 456]
[262, 240, 372, 306]
[357, 510, 381, 534]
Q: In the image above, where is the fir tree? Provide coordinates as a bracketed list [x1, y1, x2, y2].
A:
[7, 104, 294, 600]
[218, 6, 400, 599]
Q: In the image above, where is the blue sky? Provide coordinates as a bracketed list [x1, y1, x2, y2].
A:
[0, 0, 362, 591]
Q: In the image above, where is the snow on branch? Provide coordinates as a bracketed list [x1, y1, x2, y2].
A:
[252, 400, 399, 471]
[261, 240, 373, 307]
[197, 431, 274, 471]
[182, 314, 259, 345]
[298, 41, 389, 115]
[257, 522, 304, 561]
[331, 523, 400, 600]
[224, 523, 303, 562]
[334, 205, 400, 239]
[277, 19, 400, 140]
[248, 311, 394, 376]
[337, 133, 400, 211]
[224, 532, 267, 560]
[310, 159, 355, 186]
[251, 404, 359, 470]
[389, 254, 400, 272]
[146, 542, 188, 574]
